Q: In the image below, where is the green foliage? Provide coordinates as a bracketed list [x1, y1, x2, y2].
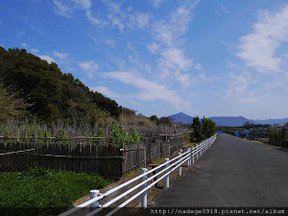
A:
[110, 122, 142, 146]
[191, 116, 202, 142]
[0, 168, 111, 214]
[191, 116, 216, 142]
[0, 47, 120, 123]
[0, 84, 28, 122]
[157, 117, 172, 125]
[201, 116, 216, 139]
[149, 115, 158, 122]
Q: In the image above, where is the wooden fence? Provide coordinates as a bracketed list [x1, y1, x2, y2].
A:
[269, 126, 288, 147]
[0, 134, 184, 178]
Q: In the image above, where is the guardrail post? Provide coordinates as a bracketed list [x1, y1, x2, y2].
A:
[164, 158, 169, 188]
[192, 147, 195, 164]
[140, 168, 148, 208]
[89, 190, 100, 209]
[188, 148, 191, 167]
[178, 149, 182, 176]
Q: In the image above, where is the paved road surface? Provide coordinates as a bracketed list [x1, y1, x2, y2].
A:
[155, 134, 288, 207]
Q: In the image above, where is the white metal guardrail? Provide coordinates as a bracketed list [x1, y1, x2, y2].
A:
[59, 134, 217, 216]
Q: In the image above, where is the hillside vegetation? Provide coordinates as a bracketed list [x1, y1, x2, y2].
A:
[0, 47, 119, 124]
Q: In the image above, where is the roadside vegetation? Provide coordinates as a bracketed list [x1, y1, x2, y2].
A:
[0, 167, 111, 214]
[190, 116, 216, 142]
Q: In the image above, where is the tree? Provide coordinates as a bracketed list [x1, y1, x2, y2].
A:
[201, 117, 216, 139]
[157, 117, 171, 125]
[191, 116, 202, 142]
[149, 115, 158, 122]
[0, 84, 28, 122]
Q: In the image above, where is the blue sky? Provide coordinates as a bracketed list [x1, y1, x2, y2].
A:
[1, 0, 288, 119]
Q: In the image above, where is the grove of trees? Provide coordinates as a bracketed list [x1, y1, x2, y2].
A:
[191, 116, 216, 142]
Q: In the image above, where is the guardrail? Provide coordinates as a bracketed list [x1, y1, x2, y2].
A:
[60, 134, 217, 216]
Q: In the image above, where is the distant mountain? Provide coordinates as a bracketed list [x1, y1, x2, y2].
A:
[252, 118, 288, 125]
[168, 112, 193, 124]
[209, 116, 250, 127]
[168, 112, 288, 126]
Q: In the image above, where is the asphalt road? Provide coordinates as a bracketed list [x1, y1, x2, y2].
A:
[155, 134, 288, 207]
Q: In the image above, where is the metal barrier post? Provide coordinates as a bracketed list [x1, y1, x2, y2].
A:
[164, 158, 170, 188]
[192, 147, 195, 164]
[89, 190, 100, 209]
[140, 168, 148, 208]
[188, 148, 191, 167]
[178, 149, 182, 176]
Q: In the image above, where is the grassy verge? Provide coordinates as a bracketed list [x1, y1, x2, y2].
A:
[182, 142, 195, 149]
[0, 167, 111, 215]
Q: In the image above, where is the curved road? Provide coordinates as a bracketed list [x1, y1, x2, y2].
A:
[155, 134, 288, 207]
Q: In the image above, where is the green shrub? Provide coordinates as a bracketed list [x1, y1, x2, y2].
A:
[0, 168, 111, 215]
[110, 123, 142, 147]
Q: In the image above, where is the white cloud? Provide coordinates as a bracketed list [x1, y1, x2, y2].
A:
[151, 0, 166, 8]
[159, 48, 192, 72]
[110, 16, 125, 31]
[104, 71, 191, 109]
[147, 43, 160, 54]
[78, 61, 99, 78]
[86, 10, 101, 26]
[31, 48, 39, 53]
[72, 0, 91, 10]
[237, 5, 288, 73]
[39, 55, 55, 64]
[129, 12, 149, 29]
[149, 2, 199, 86]
[52, 0, 72, 18]
[53, 51, 69, 62]
[92, 86, 120, 98]
[225, 73, 258, 104]
[153, 3, 197, 46]
[20, 42, 28, 48]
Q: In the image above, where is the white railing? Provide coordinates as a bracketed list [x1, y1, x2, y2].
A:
[59, 134, 217, 216]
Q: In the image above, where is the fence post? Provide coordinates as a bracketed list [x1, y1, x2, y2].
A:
[164, 158, 169, 188]
[89, 190, 100, 209]
[168, 140, 171, 157]
[140, 168, 148, 208]
[192, 147, 195, 164]
[178, 149, 182, 176]
[188, 148, 191, 167]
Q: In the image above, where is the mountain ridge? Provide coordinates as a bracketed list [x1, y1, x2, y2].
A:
[168, 112, 288, 126]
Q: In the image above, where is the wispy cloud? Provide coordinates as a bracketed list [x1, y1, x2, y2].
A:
[20, 42, 28, 48]
[129, 12, 149, 29]
[225, 72, 258, 104]
[39, 55, 55, 64]
[53, 51, 69, 62]
[150, 1, 199, 86]
[151, 0, 166, 8]
[72, 0, 91, 10]
[52, 0, 72, 18]
[52, 0, 92, 18]
[237, 5, 288, 73]
[86, 10, 101, 26]
[78, 61, 99, 78]
[104, 71, 191, 109]
[92, 85, 121, 98]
